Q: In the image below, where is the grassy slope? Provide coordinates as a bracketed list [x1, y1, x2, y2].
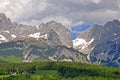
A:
[0, 55, 22, 63]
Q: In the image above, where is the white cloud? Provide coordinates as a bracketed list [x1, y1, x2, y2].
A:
[0, 0, 47, 22]
[92, 0, 101, 4]
[72, 21, 84, 26]
[41, 16, 72, 27]
[68, 0, 101, 4]
[21, 16, 72, 27]
[83, 9, 118, 24]
[0, 0, 120, 26]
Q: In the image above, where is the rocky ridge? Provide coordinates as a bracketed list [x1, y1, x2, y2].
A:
[0, 13, 88, 63]
[73, 20, 120, 67]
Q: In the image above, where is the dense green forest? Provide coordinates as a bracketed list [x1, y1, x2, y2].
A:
[0, 61, 120, 80]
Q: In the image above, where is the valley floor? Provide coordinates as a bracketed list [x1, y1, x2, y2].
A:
[0, 61, 119, 80]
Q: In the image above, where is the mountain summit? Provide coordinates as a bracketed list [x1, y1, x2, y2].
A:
[0, 13, 88, 63]
[73, 19, 120, 67]
[0, 13, 72, 47]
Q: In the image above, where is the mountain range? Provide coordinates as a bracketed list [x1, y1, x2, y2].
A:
[1, 13, 120, 67]
[0, 13, 88, 63]
[73, 19, 120, 67]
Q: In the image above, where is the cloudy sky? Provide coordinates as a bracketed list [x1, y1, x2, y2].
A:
[0, 0, 120, 26]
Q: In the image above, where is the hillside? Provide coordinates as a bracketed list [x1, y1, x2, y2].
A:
[0, 39, 88, 63]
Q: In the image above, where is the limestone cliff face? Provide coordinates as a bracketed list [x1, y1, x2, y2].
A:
[0, 13, 72, 47]
[0, 13, 88, 63]
[74, 20, 120, 67]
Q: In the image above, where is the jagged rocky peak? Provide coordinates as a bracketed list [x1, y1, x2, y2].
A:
[104, 19, 120, 27]
[46, 20, 59, 25]
[0, 13, 12, 30]
[43, 20, 73, 47]
[46, 29, 62, 46]
[113, 19, 119, 22]
[0, 13, 7, 20]
[0, 13, 73, 47]
[0, 13, 88, 63]
[74, 19, 120, 67]
[36, 20, 73, 47]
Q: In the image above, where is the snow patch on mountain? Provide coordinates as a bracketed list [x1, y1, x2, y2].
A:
[0, 34, 7, 41]
[40, 34, 48, 39]
[29, 32, 41, 40]
[73, 38, 86, 47]
[36, 25, 39, 29]
[73, 38, 94, 53]
[114, 33, 117, 36]
[81, 38, 94, 50]
[4, 31, 10, 33]
[11, 34, 16, 38]
[28, 32, 48, 40]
